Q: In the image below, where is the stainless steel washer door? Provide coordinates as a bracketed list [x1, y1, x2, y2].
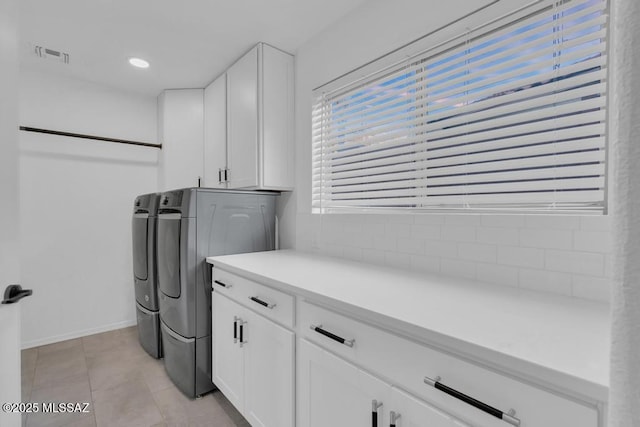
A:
[157, 213, 182, 298]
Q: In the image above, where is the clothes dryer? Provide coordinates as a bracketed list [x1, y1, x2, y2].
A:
[156, 188, 278, 397]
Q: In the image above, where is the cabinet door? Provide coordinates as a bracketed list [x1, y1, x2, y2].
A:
[261, 44, 294, 189]
[390, 387, 468, 427]
[203, 74, 227, 188]
[298, 339, 390, 427]
[212, 292, 244, 410]
[227, 46, 259, 189]
[244, 310, 295, 427]
[158, 89, 204, 190]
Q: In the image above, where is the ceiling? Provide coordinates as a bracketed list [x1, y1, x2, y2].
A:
[18, 0, 368, 97]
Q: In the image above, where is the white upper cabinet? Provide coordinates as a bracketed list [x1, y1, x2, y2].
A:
[227, 46, 259, 189]
[203, 73, 227, 188]
[158, 89, 204, 190]
[205, 43, 294, 191]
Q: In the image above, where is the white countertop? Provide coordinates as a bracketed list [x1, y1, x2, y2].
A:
[207, 250, 610, 402]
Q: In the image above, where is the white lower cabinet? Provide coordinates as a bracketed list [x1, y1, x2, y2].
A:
[298, 339, 468, 427]
[212, 291, 294, 427]
[389, 387, 470, 427]
[298, 338, 390, 427]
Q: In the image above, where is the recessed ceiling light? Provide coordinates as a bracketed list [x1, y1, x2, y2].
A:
[128, 57, 149, 69]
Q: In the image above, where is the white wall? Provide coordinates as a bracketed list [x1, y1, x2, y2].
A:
[19, 70, 159, 348]
[291, 0, 612, 303]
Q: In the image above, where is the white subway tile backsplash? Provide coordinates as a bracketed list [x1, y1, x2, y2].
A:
[414, 214, 446, 225]
[342, 222, 363, 233]
[361, 248, 386, 265]
[445, 214, 481, 226]
[481, 214, 526, 228]
[441, 225, 476, 242]
[410, 255, 441, 274]
[397, 237, 425, 254]
[411, 224, 441, 239]
[519, 228, 573, 250]
[519, 269, 572, 296]
[476, 263, 519, 287]
[319, 244, 343, 258]
[424, 239, 458, 258]
[545, 249, 605, 276]
[342, 230, 374, 249]
[497, 246, 545, 268]
[373, 235, 397, 251]
[297, 213, 612, 303]
[525, 215, 580, 230]
[342, 246, 363, 262]
[385, 251, 412, 269]
[571, 275, 611, 303]
[386, 214, 415, 225]
[441, 258, 476, 280]
[477, 227, 519, 245]
[580, 215, 612, 231]
[458, 242, 497, 263]
[573, 230, 612, 253]
[385, 222, 413, 238]
[363, 222, 385, 235]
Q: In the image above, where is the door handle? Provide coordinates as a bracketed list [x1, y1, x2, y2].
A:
[239, 319, 247, 347]
[390, 411, 401, 427]
[310, 324, 355, 347]
[249, 296, 276, 309]
[233, 316, 238, 343]
[424, 376, 520, 426]
[2, 284, 33, 305]
[371, 400, 382, 427]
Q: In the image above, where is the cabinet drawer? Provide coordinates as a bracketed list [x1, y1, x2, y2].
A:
[299, 301, 598, 427]
[213, 268, 294, 328]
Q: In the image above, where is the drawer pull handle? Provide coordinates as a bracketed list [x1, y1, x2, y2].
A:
[389, 410, 401, 427]
[214, 280, 231, 289]
[233, 316, 238, 343]
[371, 400, 382, 427]
[249, 296, 276, 309]
[424, 376, 520, 426]
[310, 324, 355, 348]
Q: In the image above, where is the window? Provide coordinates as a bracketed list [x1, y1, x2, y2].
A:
[312, 0, 608, 213]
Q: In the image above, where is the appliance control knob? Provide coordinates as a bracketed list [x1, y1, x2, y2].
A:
[145, 295, 149, 302]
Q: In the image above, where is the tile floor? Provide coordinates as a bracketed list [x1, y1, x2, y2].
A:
[21, 326, 251, 427]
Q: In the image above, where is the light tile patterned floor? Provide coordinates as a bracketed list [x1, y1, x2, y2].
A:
[21, 326, 251, 427]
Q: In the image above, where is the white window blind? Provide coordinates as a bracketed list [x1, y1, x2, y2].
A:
[312, 0, 608, 213]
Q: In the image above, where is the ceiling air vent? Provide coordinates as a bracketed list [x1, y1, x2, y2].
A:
[34, 45, 69, 64]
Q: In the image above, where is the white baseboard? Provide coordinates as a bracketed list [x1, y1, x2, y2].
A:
[21, 319, 137, 350]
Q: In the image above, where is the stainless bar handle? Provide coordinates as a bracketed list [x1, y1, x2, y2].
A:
[214, 280, 232, 289]
[238, 319, 247, 348]
[424, 376, 520, 426]
[249, 296, 276, 309]
[233, 316, 239, 343]
[389, 410, 401, 427]
[371, 400, 382, 427]
[309, 324, 355, 347]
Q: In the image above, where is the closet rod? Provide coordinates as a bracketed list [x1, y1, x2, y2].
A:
[19, 126, 161, 149]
